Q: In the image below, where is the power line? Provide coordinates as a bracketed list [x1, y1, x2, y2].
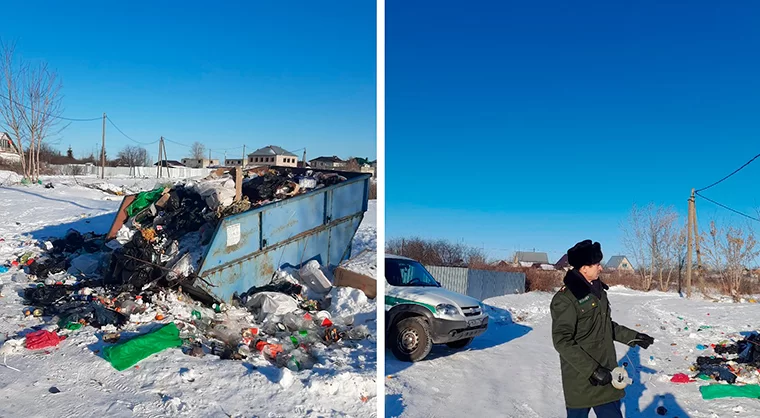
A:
[162, 137, 191, 148]
[694, 190, 760, 222]
[209, 145, 244, 152]
[0, 93, 101, 121]
[106, 116, 159, 146]
[696, 153, 760, 193]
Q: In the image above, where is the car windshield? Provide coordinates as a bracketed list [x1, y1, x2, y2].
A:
[385, 257, 441, 287]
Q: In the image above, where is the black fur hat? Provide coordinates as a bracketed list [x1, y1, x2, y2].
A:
[567, 240, 603, 269]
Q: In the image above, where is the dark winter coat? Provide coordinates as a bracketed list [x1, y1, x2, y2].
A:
[550, 269, 639, 409]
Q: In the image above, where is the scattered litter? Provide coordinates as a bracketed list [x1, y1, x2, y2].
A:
[25, 330, 65, 350]
[102, 322, 183, 371]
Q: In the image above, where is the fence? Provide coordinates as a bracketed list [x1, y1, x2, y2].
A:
[47, 164, 213, 179]
[424, 265, 526, 301]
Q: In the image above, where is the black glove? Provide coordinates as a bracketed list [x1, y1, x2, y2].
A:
[633, 333, 654, 349]
[589, 366, 612, 386]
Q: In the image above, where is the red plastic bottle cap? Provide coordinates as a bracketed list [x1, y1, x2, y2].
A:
[303, 313, 312, 321]
[26, 259, 34, 266]
[250, 328, 259, 335]
[11, 261, 18, 267]
[322, 318, 333, 327]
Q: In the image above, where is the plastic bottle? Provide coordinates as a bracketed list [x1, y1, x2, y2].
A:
[346, 325, 370, 340]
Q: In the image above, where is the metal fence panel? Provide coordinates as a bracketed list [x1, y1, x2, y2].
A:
[467, 269, 525, 301]
[425, 265, 468, 295]
[47, 164, 213, 178]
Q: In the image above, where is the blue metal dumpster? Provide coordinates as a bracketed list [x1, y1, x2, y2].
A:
[110, 168, 372, 304]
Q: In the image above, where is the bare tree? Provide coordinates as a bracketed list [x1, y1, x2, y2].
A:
[621, 203, 682, 291]
[344, 158, 361, 172]
[702, 221, 760, 301]
[191, 142, 205, 159]
[116, 145, 150, 167]
[386, 237, 487, 267]
[659, 213, 687, 292]
[0, 40, 27, 179]
[23, 61, 63, 181]
[0, 40, 64, 182]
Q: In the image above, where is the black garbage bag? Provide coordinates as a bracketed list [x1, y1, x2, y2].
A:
[242, 171, 293, 203]
[24, 285, 71, 305]
[105, 233, 162, 288]
[58, 301, 128, 328]
[27, 257, 69, 279]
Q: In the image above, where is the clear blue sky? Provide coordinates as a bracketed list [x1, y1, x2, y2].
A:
[1, 1, 375, 162]
[386, 0, 760, 264]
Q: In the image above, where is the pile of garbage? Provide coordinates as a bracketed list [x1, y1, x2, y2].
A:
[6, 245, 370, 372]
[677, 333, 760, 385]
[0, 166, 371, 372]
[104, 166, 347, 290]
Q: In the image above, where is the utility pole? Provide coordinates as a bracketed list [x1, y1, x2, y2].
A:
[208, 149, 211, 161]
[101, 113, 106, 179]
[693, 189, 705, 295]
[242, 145, 246, 167]
[157, 137, 164, 179]
[686, 189, 694, 298]
[302, 148, 307, 168]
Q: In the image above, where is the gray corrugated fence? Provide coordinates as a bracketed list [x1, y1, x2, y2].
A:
[424, 265, 526, 301]
[426, 265, 468, 295]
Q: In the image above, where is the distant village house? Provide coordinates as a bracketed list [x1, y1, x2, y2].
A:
[224, 158, 244, 166]
[310, 156, 346, 170]
[248, 145, 298, 167]
[605, 256, 634, 272]
[154, 160, 186, 168]
[182, 158, 220, 168]
[512, 251, 555, 270]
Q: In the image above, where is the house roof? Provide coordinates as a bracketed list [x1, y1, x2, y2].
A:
[310, 156, 344, 163]
[514, 251, 549, 264]
[154, 160, 185, 167]
[555, 254, 570, 267]
[249, 145, 296, 157]
[0, 132, 19, 153]
[605, 256, 631, 268]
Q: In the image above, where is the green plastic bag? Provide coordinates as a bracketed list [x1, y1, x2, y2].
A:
[700, 384, 760, 400]
[102, 322, 182, 371]
[126, 188, 165, 217]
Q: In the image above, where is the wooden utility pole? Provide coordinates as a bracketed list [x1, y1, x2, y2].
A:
[242, 145, 246, 167]
[302, 148, 307, 167]
[101, 113, 106, 179]
[686, 189, 695, 298]
[208, 149, 211, 161]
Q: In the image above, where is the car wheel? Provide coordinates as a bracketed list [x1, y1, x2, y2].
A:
[446, 337, 473, 349]
[391, 317, 432, 362]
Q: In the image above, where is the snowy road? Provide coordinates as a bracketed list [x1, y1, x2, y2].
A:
[386, 287, 760, 418]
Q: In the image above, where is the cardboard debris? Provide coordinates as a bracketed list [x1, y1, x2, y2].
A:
[333, 267, 376, 299]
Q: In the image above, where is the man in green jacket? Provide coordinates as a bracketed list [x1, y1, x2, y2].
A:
[551, 240, 654, 418]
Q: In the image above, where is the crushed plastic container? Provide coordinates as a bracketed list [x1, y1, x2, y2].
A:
[298, 261, 332, 296]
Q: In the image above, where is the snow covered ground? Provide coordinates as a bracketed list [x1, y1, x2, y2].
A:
[0, 174, 378, 418]
[386, 286, 760, 418]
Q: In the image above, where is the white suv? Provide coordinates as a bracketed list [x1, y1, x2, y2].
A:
[385, 254, 489, 362]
